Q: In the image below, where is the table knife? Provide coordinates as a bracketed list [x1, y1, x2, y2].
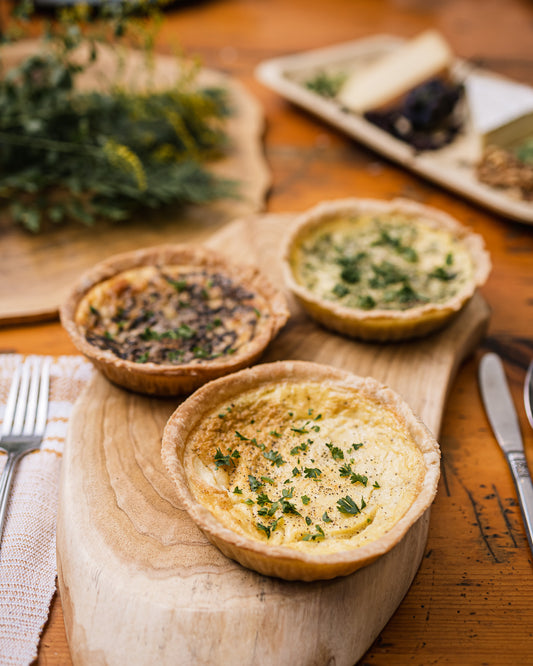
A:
[524, 360, 533, 430]
[479, 352, 533, 557]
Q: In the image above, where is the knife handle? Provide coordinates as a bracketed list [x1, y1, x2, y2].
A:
[507, 451, 533, 557]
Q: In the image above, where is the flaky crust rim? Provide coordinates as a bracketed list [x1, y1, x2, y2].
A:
[281, 197, 491, 341]
[60, 244, 289, 396]
[161, 360, 441, 581]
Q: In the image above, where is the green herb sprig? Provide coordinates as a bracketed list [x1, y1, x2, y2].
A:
[0, 1, 236, 232]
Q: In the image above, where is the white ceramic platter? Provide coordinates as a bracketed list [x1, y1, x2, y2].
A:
[256, 35, 533, 224]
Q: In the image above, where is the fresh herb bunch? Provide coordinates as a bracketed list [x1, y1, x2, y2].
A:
[0, 1, 236, 232]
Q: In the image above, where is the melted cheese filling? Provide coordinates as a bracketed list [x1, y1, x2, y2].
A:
[185, 381, 425, 553]
[76, 266, 270, 365]
[290, 213, 474, 311]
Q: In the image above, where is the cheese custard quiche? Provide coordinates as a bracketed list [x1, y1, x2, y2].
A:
[60, 245, 289, 396]
[162, 361, 440, 581]
[282, 198, 491, 341]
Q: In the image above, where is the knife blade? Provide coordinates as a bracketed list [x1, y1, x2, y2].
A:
[479, 352, 533, 557]
[524, 360, 533, 430]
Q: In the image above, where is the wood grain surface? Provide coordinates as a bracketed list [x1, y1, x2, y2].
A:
[0, 0, 532, 664]
[56, 213, 489, 666]
[0, 41, 269, 325]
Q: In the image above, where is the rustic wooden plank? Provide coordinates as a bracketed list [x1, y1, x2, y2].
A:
[55, 213, 489, 665]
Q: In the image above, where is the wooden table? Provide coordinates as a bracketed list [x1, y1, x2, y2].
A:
[1, 0, 532, 663]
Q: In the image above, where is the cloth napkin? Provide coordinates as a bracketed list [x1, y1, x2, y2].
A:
[0, 354, 93, 666]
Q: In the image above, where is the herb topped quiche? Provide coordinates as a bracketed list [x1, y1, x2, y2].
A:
[282, 198, 491, 341]
[60, 244, 289, 396]
[162, 360, 440, 581]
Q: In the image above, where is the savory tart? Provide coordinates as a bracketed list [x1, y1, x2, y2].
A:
[282, 198, 491, 341]
[60, 244, 289, 396]
[161, 360, 440, 581]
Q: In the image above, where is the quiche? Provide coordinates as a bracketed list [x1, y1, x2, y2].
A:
[161, 360, 440, 581]
[282, 198, 491, 341]
[60, 244, 289, 396]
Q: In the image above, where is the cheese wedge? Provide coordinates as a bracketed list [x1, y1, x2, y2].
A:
[465, 73, 533, 148]
[338, 30, 453, 113]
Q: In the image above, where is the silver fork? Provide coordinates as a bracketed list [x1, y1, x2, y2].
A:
[0, 357, 51, 543]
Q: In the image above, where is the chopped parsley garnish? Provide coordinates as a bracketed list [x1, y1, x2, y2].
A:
[301, 495, 310, 505]
[174, 324, 196, 339]
[261, 476, 275, 485]
[370, 261, 408, 288]
[337, 495, 367, 515]
[256, 522, 271, 539]
[291, 426, 309, 435]
[373, 480, 381, 489]
[214, 448, 239, 469]
[305, 70, 347, 98]
[326, 442, 344, 460]
[339, 462, 352, 477]
[350, 473, 368, 486]
[167, 277, 188, 292]
[256, 492, 272, 506]
[280, 499, 301, 516]
[429, 266, 457, 281]
[332, 283, 349, 298]
[322, 512, 332, 523]
[352, 443, 364, 451]
[290, 442, 308, 455]
[248, 475, 263, 491]
[304, 467, 322, 479]
[301, 525, 325, 541]
[263, 450, 285, 467]
[193, 346, 210, 359]
[233, 486, 242, 494]
[357, 294, 376, 310]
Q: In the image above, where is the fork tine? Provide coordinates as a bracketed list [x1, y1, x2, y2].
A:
[1, 363, 22, 437]
[11, 359, 32, 436]
[22, 358, 42, 436]
[34, 357, 51, 436]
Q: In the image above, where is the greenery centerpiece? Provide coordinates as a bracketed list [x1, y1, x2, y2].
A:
[0, 0, 236, 232]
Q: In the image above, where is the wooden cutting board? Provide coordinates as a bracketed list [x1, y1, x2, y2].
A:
[0, 41, 269, 325]
[56, 213, 490, 666]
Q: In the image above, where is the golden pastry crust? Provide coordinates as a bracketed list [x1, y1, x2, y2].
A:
[281, 198, 491, 341]
[60, 244, 289, 396]
[161, 360, 440, 581]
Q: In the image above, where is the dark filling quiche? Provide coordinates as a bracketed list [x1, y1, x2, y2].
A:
[78, 266, 267, 366]
[60, 244, 289, 396]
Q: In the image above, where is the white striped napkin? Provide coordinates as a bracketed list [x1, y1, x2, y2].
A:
[0, 354, 93, 666]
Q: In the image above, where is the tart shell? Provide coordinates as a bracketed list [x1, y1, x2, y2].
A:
[161, 360, 441, 581]
[281, 197, 491, 342]
[60, 244, 289, 396]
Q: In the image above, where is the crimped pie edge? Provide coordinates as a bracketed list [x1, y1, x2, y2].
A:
[161, 360, 441, 581]
[281, 197, 491, 341]
[60, 243, 290, 396]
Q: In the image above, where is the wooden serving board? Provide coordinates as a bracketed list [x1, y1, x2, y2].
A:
[0, 41, 269, 325]
[56, 213, 490, 665]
